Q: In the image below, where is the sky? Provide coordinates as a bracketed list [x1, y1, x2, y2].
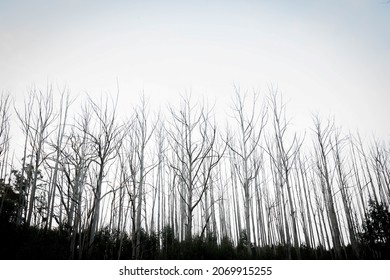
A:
[0, 0, 389, 140]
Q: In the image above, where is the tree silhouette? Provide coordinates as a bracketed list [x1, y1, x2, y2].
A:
[360, 199, 390, 255]
[0, 180, 18, 224]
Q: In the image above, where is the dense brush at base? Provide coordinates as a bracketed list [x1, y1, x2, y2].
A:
[0, 221, 389, 260]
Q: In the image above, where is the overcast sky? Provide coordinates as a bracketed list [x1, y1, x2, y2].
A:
[0, 0, 389, 139]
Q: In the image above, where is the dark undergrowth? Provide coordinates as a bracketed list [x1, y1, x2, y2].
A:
[1, 221, 389, 260]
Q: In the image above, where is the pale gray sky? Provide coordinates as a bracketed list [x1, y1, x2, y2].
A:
[1, 0, 389, 139]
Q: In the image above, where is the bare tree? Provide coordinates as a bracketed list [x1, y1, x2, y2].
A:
[0, 93, 11, 219]
[167, 95, 224, 241]
[125, 95, 156, 259]
[59, 106, 94, 258]
[0, 94, 11, 180]
[14, 93, 34, 225]
[226, 86, 267, 254]
[85, 94, 124, 255]
[16, 87, 56, 226]
[266, 91, 304, 258]
[330, 128, 359, 256]
[45, 88, 72, 230]
[312, 116, 342, 258]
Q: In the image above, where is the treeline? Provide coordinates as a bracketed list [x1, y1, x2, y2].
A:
[0, 86, 389, 259]
[1, 203, 389, 259]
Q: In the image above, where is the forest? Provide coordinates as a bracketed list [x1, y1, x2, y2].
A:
[0, 86, 389, 260]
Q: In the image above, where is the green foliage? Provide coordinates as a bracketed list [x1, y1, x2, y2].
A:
[144, 231, 159, 258]
[178, 233, 221, 259]
[359, 200, 390, 258]
[0, 224, 69, 259]
[219, 235, 235, 259]
[360, 200, 390, 246]
[11, 164, 34, 193]
[137, 228, 159, 259]
[89, 227, 118, 259]
[160, 225, 179, 259]
[0, 180, 19, 224]
[2, 199, 390, 260]
[236, 230, 253, 258]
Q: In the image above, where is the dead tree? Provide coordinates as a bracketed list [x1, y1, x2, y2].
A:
[266, 91, 303, 258]
[312, 116, 342, 258]
[125, 96, 156, 259]
[85, 94, 124, 255]
[226, 87, 267, 254]
[167, 95, 224, 241]
[45, 88, 72, 230]
[17, 88, 56, 226]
